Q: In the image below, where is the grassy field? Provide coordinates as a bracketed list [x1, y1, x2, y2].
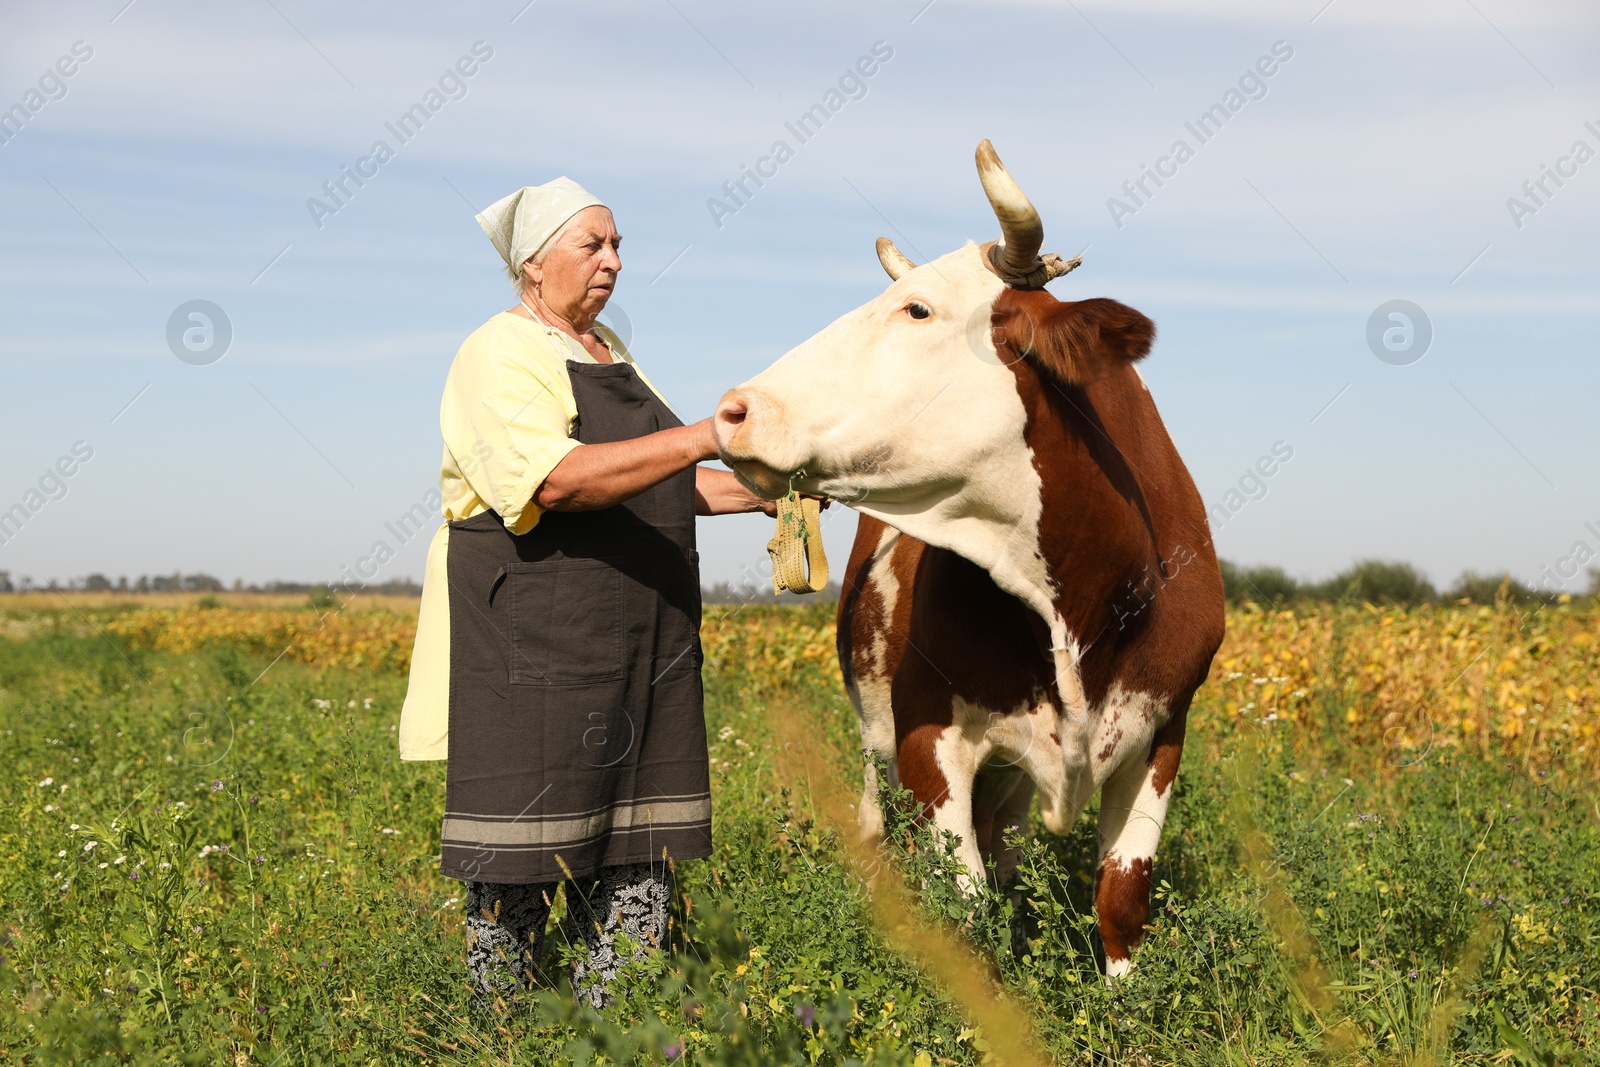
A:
[0, 594, 1596, 1065]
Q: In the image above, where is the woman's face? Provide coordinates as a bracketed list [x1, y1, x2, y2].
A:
[524, 206, 621, 324]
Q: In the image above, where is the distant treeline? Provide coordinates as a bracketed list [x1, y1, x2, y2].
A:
[2, 564, 1594, 609]
[702, 581, 842, 605]
[1222, 559, 1599, 607]
[0, 571, 422, 597]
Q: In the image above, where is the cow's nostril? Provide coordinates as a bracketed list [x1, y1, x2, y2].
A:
[715, 392, 751, 431]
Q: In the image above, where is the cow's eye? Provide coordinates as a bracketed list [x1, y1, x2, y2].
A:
[906, 302, 931, 320]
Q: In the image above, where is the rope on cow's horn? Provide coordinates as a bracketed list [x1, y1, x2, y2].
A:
[767, 470, 829, 595]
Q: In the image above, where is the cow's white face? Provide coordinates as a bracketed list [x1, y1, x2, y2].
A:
[713, 241, 1013, 507]
[713, 139, 1107, 631]
[714, 240, 1064, 629]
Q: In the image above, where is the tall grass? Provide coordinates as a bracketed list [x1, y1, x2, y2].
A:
[0, 601, 1595, 1064]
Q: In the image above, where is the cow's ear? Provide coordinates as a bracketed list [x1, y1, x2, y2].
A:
[990, 288, 1155, 385]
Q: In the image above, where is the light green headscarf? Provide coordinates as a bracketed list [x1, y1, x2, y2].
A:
[475, 177, 606, 272]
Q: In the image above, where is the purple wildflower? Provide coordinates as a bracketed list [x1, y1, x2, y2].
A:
[797, 1003, 815, 1028]
[211, 780, 224, 792]
[662, 1040, 683, 1059]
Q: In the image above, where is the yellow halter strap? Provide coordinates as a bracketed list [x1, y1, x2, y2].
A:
[767, 475, 829, 594]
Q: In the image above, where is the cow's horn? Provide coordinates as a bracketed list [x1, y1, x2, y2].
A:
[975, 139, 1080, 288]
[976, 139, 1043, 272]
[875, 236, 916, 280]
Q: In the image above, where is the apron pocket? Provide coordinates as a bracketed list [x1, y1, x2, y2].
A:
[506, 558, 624, 686]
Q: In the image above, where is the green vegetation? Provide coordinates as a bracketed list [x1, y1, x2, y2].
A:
[0, 603, 1595, 1064]
[1220, 559, 1599, 607]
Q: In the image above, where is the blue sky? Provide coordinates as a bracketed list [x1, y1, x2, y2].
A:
[1, 0, 1596, 593]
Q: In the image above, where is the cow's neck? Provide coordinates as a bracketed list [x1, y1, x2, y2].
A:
[890, 361, 1150, 705]
[853, 362, 1151, 724]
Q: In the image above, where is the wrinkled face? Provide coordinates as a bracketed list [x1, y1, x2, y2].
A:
[714, 242, 1017, 504]
[523, 206, 622, 323]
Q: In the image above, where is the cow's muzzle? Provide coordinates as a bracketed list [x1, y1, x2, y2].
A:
[712, 388, 796, 498]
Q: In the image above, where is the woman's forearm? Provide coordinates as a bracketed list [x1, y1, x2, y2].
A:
[534, 419, 717, 512]
[694, 466, 772, 516]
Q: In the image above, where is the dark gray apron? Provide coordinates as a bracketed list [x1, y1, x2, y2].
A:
[439, 360, 711, 885]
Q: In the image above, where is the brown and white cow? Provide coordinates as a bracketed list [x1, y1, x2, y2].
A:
[712, 141, 1225, 976]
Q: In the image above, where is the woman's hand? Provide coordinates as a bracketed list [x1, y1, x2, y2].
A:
[695, 470, 832, 518]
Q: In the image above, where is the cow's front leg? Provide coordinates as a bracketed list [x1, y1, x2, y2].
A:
[897, 721, 985, 890]
[855, 734, 898, 849]
[1093, 704, 1187, 977]
[848, 631, 900, 849]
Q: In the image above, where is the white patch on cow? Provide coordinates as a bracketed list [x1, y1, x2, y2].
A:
[1097, 730, 1174, 871]
[1048, 633, 1092, 795]
[1089, 684, 1165, 786]
[929, 715, 988, 889]
[1105, 956, 1134, 979]
[864, 530, 901, 686]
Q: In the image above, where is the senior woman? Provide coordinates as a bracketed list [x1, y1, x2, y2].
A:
[397, 177, 773, 1010]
